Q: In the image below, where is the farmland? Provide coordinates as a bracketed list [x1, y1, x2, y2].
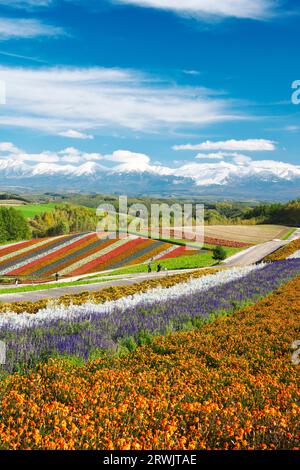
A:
[204, 225, 292, 244]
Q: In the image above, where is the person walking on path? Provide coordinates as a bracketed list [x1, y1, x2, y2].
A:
[55, 273, 59, 282]
[147, 264, 152, 274]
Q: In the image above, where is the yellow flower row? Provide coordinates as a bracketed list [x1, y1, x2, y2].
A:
[264, 238, 300, 261]
[0, 268, 218, 315]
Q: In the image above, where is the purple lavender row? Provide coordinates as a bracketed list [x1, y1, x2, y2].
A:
[2, 259, 300, 373]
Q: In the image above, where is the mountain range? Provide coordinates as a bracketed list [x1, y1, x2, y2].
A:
[0, 158, 299, 201]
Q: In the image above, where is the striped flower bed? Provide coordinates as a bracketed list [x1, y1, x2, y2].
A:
[0, 233, 197, 279]
[59, 237, 130, 276]
[7, 233, 96, 276]
[0, 239, 38, 258]
[2, 234, 88, 276]
[69, 237, 148, 276]
[123, 242, 174, 267]
[0, 235, 79, 275]
[32, 237, 118, 278]
[0, 237, 58, 265]
[106, 239, 168, 271]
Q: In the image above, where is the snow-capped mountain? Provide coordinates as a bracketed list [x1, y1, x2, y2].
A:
[0, 157, 300, 200]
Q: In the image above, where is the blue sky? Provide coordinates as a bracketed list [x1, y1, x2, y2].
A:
[0, 0, 300, 180]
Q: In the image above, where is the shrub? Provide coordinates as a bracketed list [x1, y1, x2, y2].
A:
[212, 245, 227, 261]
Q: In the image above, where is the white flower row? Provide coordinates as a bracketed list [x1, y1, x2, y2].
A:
[0, 264, 265, 330]
[60, 237, 133, 275]
[0, 233, 89, 276]
[288, 250, 300, 259]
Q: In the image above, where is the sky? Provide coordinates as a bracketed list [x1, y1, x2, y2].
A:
[0, 0, 300, 179]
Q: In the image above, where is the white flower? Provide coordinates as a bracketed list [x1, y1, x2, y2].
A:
[0, 264, 264, 330]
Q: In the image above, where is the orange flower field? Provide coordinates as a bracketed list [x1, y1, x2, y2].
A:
[0, 274, 299, 450]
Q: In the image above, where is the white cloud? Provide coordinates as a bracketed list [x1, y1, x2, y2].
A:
[174, 139, 276, 152]
[0, 66, 242, 134]
[0, 142, 20, 154]
[195, 152, 253, 164]
[58, 129, 94, 140]
[0, 17, 63, 39]
[113, 0, 278, 20]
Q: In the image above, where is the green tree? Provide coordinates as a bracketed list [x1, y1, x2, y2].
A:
[212, 246, 227, 262]
[0, 207, 30, 242]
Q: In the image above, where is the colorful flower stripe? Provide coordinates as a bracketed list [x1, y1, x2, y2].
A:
[81, 239, 164, 275]
[60, 237, 132, 276]
[0, 237, 59, 264]
[158, 246, 198, 260]
[0, 239, 38, 258]
[69, 237, 147, 276]
[31, 237, 121, 278]
[124, 242, 174, 266]
[1, 234, 87, 276]
[150, 245, 178, 261]
[11, 233, 97, 276]
[108, 240, 166, 270]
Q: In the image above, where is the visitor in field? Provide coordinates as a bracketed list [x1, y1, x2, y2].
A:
[157, 263, 162, 272]
[148, 264, 152, 273]
[55, 273, 59, 282]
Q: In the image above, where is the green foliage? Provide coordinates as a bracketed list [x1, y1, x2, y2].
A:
[31, 203, 98, 237]
[244, 199, 300, 226]
[0, 207, 30, 243]
[212, 245, 227, 261]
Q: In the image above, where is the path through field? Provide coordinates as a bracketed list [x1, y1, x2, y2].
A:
[224, 228, 300, 266]
[0, 268, 208, 303]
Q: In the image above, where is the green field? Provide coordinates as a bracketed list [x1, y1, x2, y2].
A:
[91, 248, 241, 278]
[15, 203, 57, 218]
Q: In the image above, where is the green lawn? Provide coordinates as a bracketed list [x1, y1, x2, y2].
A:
[15, 203, 57, 219]
[92, 248, 241, 278]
